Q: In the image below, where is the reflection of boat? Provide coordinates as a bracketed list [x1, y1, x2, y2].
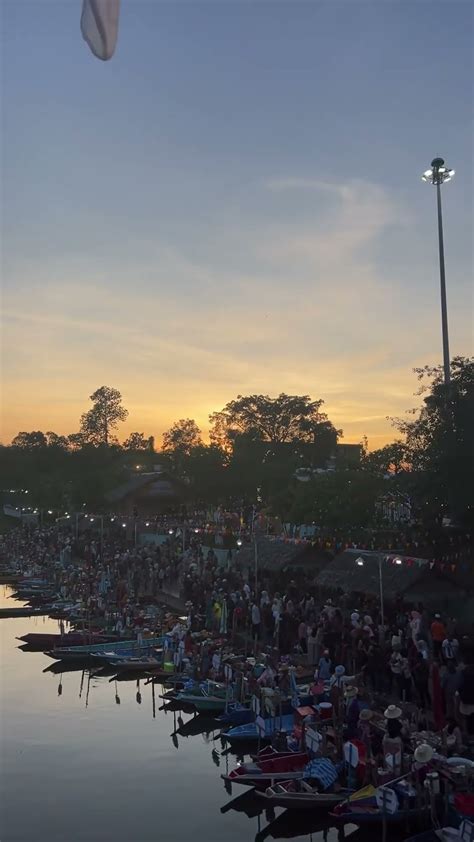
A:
[255, 809, 333, 841]
[220, 788, 264, 818]
[406, 822, 474, 842]
[257, 779, 352, 809]
[223, 713, 294, 745]
[43, 661, 98, 675]
[222, 752, 309, 789]
[175, 714, 220, 738]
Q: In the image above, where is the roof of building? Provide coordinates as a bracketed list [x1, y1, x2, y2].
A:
[315, 548, 432, 598]
[106, 472, 181, 503]
[235, 535, 329, 573]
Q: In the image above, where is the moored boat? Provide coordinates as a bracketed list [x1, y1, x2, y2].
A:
[222, 712, 295, 744]
[18, 631, 125, 648]
[257, 779, 352, 809]
[107, 655, 163, 672]
[222, 750, 310, 788]
[46, 635, 165, 662]
[330, 782, 431, 826]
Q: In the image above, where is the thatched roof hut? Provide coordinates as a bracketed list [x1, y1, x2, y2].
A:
[316, 548, 467, 610]
[235, 535, 330, 573]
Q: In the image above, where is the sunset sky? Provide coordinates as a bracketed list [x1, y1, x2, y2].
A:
[2, 1, 472, 449]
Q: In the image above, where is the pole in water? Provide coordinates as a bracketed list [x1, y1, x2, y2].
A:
[85, 671, 92, 707]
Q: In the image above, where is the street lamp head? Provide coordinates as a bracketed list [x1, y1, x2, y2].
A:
[422, 157, 455, 184]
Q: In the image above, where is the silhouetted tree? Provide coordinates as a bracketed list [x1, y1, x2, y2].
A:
[209, 393, 339, 452]
[11, 431, 48, 449]
[80, 386, 128, 446]
[123, 432, 149, 451]
[162, 419, 202, 455]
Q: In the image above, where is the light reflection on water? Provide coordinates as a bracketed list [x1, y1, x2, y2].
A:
[0, 588, 353, 842]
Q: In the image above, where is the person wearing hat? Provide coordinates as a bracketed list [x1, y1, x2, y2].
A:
[357, 708, 374, 750]
[329, 665, 357, 721]
[345, 686, 366, 736]
[383, 705, 404, 772]
[412, 743, 435, 783]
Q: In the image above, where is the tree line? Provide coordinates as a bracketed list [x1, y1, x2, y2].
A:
[1, 358, 472, 527]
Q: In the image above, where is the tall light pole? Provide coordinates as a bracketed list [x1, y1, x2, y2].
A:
[422, 157, 455, 386]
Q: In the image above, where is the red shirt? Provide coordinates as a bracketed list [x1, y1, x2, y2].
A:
[431, 620, 447, 642]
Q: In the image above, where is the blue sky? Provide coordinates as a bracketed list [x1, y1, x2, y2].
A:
[2, 0, 472, 446]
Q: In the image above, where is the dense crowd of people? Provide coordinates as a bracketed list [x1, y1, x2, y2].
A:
[2, 519, 474, 745]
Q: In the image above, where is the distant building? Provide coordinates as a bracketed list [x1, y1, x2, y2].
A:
[106, 470, 185, 515]
[335, 443, 362, 468]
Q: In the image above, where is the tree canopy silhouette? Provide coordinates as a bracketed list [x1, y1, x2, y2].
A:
[79, 386, 128, 446]
[209, 393, 340, 452]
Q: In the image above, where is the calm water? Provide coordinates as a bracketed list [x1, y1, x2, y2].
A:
[0, 588, 363, 842]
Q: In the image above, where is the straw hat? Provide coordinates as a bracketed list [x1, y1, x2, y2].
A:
[384, 705, 402, 719]
[364, 615, 373, 625]
[414, 743, 434, 764]
[335, 665, 345, 676]
[344, 686, 358, 699]
[359, 708, 373, 721]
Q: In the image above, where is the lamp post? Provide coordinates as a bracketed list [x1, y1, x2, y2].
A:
[254, 535, 258, 597]
[355, 555, 385, 633]
[422, 157, 455, 386]
[89, 515, 104, 558]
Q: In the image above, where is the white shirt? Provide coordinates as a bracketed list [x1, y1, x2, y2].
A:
[251, 605, 261, 625]
[442, 639, 459, 660]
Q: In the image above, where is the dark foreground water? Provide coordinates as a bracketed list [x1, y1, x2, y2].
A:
[0, 588, 373, 842]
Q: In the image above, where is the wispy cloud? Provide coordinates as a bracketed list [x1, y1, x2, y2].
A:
[0, 177, 458, 447]
[266, 177, 352, 199]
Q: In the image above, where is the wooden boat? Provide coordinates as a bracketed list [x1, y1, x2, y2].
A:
[250, 746, 300, 762]
[257, 779, 352, 809]
[222, 751, 310, 788]
[0, 571, 21, 584]
[18, 632, 123, 648]
[46, 635, 165, 662]
[107, 655, 163, 672]
[223, 712, 294, 744]
[176, 680, 230, 713]
[0, 606, 51, 618]
[330, 798, 429, 825]
[218, 694, 314, 726]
